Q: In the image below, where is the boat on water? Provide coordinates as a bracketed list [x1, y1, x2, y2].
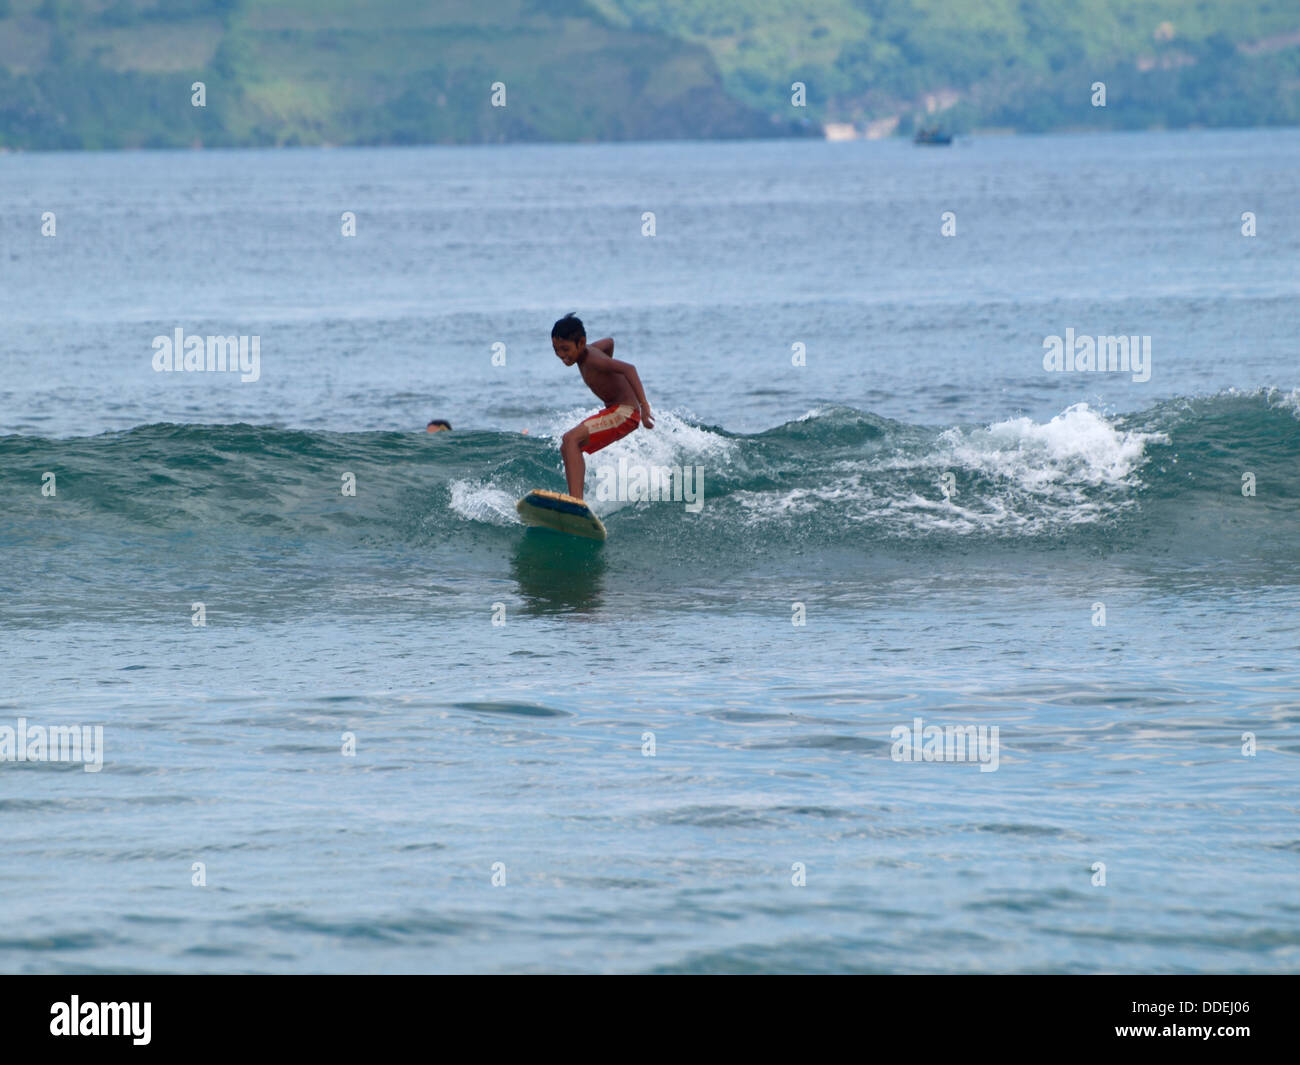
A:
[913, 128, 954, 145]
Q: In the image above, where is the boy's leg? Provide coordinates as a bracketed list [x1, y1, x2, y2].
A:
[560, 421, 591, 499]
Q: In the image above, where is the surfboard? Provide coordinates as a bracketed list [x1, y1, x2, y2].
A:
[515, 489, 607, 541]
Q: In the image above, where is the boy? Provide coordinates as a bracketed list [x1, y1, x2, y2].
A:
[551, 313, 654, 500]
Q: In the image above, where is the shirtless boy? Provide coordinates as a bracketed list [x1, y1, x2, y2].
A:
[550, 313, 654, 500]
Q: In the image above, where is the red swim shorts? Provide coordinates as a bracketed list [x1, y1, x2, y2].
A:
[580, 404, 641, 454]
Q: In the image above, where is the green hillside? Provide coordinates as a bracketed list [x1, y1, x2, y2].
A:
[0, 0, 806, 148]
[0, 0, 1297, 149]
[600, 0, 1300, 133]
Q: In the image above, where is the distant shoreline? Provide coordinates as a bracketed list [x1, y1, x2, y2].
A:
[2, 123, 1297, 155]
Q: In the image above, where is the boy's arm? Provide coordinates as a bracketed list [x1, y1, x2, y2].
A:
[590, 338, 614, 355]
[607, 357, 653, 428]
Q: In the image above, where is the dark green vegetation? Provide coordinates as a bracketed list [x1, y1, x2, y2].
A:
[601, 0, 1300, 134]
[1, 0, 1296, 148]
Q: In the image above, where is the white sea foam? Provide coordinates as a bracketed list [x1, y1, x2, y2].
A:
[932, 402, 1164, 494]
[795, 405, 832, 422]
[733, 403, 1164, 537]
[590, 409, 732, 466]
[534, 406, 733, 461]
[449, 409, 733, 524]
[1266, 387, 1300, 419]
[447, 479, 519, 526]
[534, 408, 735, 515]
[589, 411, 732, 514]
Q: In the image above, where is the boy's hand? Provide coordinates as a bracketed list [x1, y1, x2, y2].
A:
[641, 407, 654, 429]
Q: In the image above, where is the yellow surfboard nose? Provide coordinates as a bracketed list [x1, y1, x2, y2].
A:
[516, 489, 607, 541]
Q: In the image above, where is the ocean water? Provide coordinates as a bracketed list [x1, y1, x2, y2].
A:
[1, 131, 1298, 974]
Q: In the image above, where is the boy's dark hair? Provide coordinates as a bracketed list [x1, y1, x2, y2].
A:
[551, 313, 585, 341]
[427, 419, 451, 430]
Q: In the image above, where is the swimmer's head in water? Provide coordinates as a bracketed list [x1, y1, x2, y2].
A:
[551, 312, 585, 366]
[426, 419, 451, 433]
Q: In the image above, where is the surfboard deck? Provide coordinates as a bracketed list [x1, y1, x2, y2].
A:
[516, 489, 607, 541]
